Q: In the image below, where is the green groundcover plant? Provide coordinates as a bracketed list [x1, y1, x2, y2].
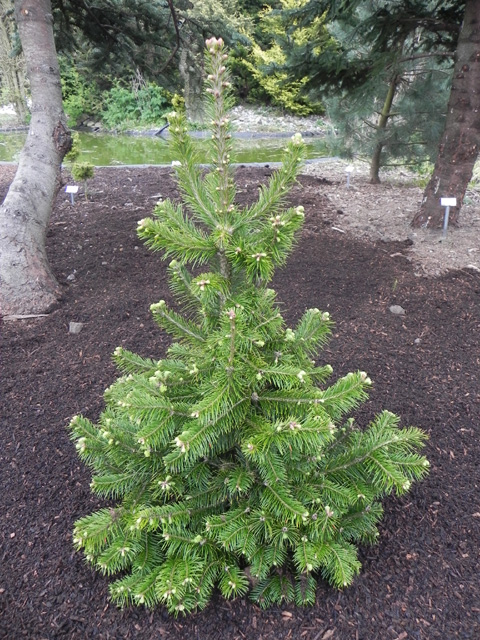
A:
[70, 38, 429, 615]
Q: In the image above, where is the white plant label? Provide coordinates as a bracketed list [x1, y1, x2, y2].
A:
[66, 185, 79, 193]
[440, 197, 457, 207]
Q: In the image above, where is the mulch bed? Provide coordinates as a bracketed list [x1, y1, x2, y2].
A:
[1, 165, 479, 639]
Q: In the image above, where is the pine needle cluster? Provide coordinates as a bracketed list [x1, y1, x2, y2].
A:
[69, 37, 429, 615]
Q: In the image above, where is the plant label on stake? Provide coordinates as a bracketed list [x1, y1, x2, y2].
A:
[66, 185, 79, 205]
[345, 165, 354, 188]
[440, 197, 457, 239]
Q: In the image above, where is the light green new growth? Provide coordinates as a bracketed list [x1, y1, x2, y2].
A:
[71, 161, 94, 200]
[69, 37, 429, 615]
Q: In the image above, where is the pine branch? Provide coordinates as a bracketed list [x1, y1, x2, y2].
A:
[150, 300, 207, 343]
[138, 201, 216, 265]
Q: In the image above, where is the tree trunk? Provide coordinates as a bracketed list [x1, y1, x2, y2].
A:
[0, 0, 71, 316]
[179, 35, 205, 123]
[369, 75, 398, 184]
[412, 0, 480, 228]
[0, 0, 28, 123]
[11, 66, 28, 124]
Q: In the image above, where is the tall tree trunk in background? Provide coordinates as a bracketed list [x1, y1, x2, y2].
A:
[369, 75, 399, 184]
[0, 0, 71, 316]
[412, 0, 480, 228]
[0, 0, 28, 123]
[179, 34, 205, 123]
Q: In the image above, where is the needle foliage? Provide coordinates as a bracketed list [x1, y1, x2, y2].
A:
[70, 38, 429, 615]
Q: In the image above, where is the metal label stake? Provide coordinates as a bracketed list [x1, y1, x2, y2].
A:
[440, 197, 457, 239]
[66, 185, 79, 205]
[345, 165, 354, 188]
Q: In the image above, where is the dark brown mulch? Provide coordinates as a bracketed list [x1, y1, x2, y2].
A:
[1, 165, 479, 640]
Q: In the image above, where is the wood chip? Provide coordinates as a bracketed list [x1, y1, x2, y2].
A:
[3, 314, 49, 320]
[390, 252, 411, 261]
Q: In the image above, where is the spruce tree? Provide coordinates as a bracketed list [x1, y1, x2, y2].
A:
[69, 37, 429, 615]
[271, 0, 463, 180]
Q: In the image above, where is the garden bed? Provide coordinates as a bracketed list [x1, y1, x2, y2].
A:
[1, 165, 479, 639]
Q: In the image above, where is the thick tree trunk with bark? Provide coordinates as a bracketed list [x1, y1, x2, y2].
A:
[412, 0, 480, 228]
[0, 0, 71, 316]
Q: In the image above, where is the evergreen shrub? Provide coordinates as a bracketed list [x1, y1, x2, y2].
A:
[70, 38, 429, 615]
[60, 59, 101, 126]
[71, 161, 94, 200]
[64, 132, 81, 165]
[101, 82, 172, 129]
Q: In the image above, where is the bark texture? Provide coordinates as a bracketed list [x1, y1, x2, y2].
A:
[0, 0, 71, 315]
[179, 35, 205, 123]
[412, 0, 480, 228]
[0, 2, 28, 123]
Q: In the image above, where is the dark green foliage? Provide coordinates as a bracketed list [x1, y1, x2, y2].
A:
[70, 38, 429, 615]
[272, 0, 465, 169]
[324, 59, 452, 166]
[52, 0, 179, 85]
[51, 0, 258, 114]
[101, 83, 172, 129]
[64, 131, 80, 164]
[59, 52, 173, 129]
[59, 57, 101, 125]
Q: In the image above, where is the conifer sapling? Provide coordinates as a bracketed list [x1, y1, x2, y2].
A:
[69, 37, 429, 614]
[71, 161, 94, 200]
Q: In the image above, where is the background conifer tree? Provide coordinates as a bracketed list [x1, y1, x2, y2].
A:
[70, 38, 429, 615]
[271, 0, 461, 182]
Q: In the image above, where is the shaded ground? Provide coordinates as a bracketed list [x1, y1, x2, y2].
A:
[301, 161, 480, 277]
[1, 165, 480, 640]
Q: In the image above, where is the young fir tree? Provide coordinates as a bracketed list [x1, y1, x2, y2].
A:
[69, 37, 429, 615]
[71, 161, 94, 201]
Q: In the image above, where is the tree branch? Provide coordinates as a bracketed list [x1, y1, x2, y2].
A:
[393, 51, 454, 66]
[158, 0, 180, 73]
